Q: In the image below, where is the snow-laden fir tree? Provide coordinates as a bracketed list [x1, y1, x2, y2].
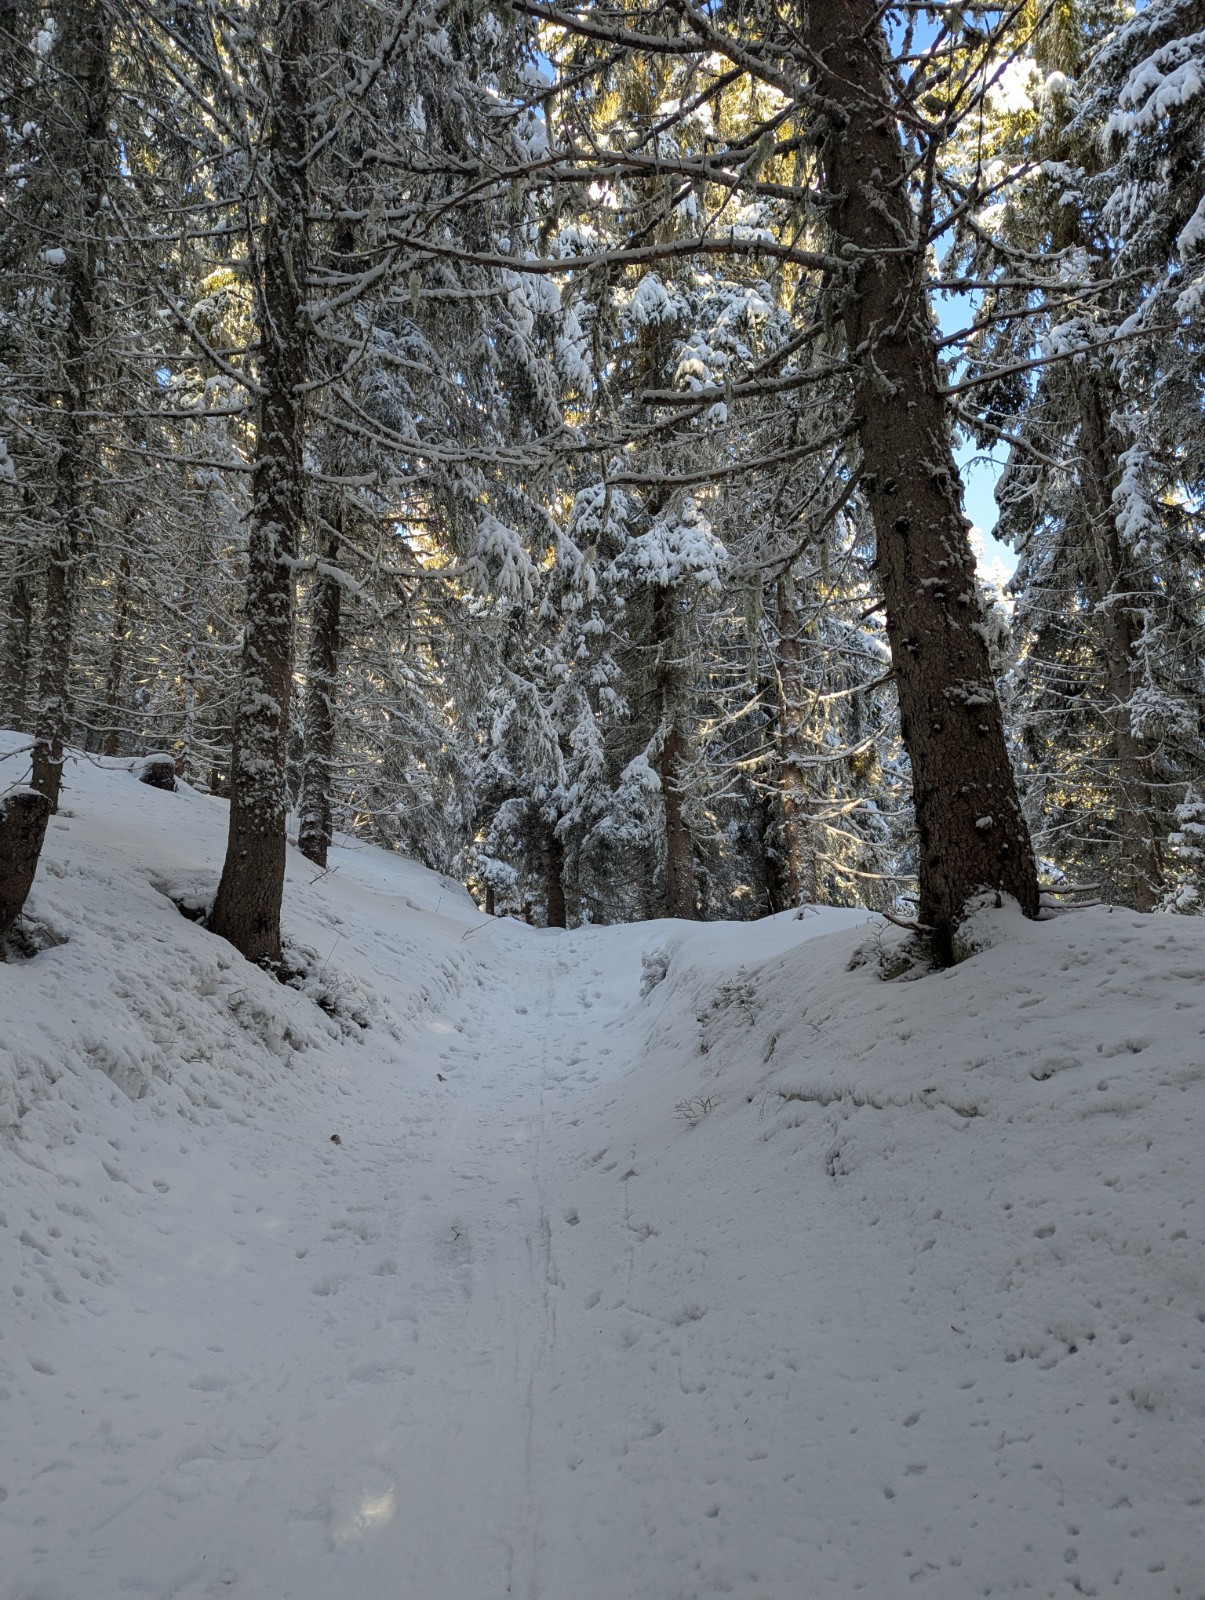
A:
[949, 0, 1205, 908]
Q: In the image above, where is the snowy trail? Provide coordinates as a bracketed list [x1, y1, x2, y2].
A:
[211, 922, 710, 1600]
[5, 757, 1204, 1600]
[8, 888, 1204, 1600]
[10, 897, 1202, 1600]
[205, 927, 603, 1600]
[9, 906, 859, 1600]
[5, 916, 652, 1600]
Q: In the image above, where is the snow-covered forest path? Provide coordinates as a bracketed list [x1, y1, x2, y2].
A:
[198, 915, 847, 1600]
[6, 759, 1204, 1600]
[228, 928, 598, 1600]
[15, 922, 654, 1599]
[4, 759, 877, 1600]
[8, 868, 743, 1600]
[7, 875, 900, 1600]
[294, 926, 636, 1600]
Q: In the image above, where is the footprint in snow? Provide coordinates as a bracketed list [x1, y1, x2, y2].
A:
[347, 1361, 396, 1385]
[188, 1372, 229, 1393]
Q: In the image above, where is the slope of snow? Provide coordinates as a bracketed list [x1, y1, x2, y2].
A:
[1, 736, 1202, 1600]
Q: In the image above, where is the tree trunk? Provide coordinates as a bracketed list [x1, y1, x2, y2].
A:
[546, 822, 567, 928]
[209, 0, 314, 965]
[177, 524, 213, 786]
[0, 788, 52, 947]
[179, 635, 199, 783]
[775, 573, 820, 907]
[32, 540, 76, 808]
[297, 498, 343, 868]
[758, 692, 792, 916]
[652, 585, 695, 918]
[807, 2, 1040, 961]
[661, 720, 694, 918]
[100, 547, 133, 757]
[29, 3, 109, 811]
[297, 166, 358, 870]
[1, 573, 34, 731]
[1077, 375, 1161, 910]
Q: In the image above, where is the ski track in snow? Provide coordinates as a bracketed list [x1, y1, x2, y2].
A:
[2, 744, 1204, 1600]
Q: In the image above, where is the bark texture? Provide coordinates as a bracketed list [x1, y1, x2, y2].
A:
[652, 584, 695, 918]
[1, 573, 34, 731]
[545, 823, 567, 928]
[774, 573, 820, 908]
[100, 547, 133, 757]
[1077, 374, 1160, 910]
[209, 0, 314, 964]
[297, 499, 343, 868]
[807, 1, 1040, 960]
[0, 789, 51, 947]
[29, 2, 109, 811]
[297, 178, 358, 870]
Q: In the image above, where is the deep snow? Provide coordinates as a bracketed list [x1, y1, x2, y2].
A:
[1, 733, 1203, 1600]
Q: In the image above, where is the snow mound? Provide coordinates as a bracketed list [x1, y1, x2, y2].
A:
[581, 897, 1204, 1596]
[0, 735, 484, 1138]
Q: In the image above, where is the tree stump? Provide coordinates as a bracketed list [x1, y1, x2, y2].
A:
[0, 788, 52, 947]
[136, 753, 176, 791]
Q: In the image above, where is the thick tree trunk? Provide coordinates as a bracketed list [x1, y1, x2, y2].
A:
[209, 0, 314, 965]
[761, 811, 790, 915]
[100, 547, 133, 757]
[1, 573, 34, 731]
[1077, 376, 1161, 910]
[652, 585, 695, 918]
[807, 2, 1040, 961]
[29, 3, 108, 811]
[297, 499, 343, 868]
[0, 788, 51, 947]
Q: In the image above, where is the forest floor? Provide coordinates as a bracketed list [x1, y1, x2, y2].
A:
[2, 732, 1203, 1600]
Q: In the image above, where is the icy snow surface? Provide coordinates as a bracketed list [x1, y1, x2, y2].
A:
[2, 734, 1203, 1600]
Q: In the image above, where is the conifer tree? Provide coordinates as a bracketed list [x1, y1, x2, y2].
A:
[951, 0, 1205, 907]
[0, 0, 113, 811]
[208, 0, 316, 964]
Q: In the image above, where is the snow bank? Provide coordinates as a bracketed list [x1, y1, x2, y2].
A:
[0, 733, 485, 1135]
[558, 898, 1204, 1597]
